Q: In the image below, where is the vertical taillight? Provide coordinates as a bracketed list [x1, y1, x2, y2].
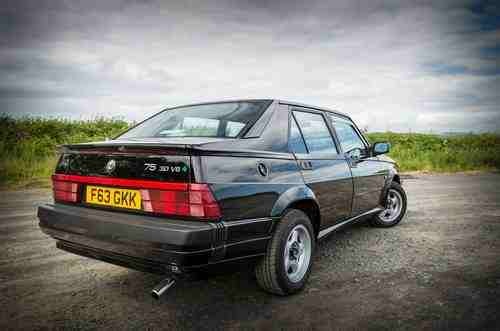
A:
[52, 176, 79, 202]
[188, 184, 221, 219]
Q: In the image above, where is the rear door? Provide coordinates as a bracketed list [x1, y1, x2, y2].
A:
[328, 116, 387, 215]
[289, 108, 353, 229]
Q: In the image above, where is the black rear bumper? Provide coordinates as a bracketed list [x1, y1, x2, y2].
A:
[38, 203, 273, 275]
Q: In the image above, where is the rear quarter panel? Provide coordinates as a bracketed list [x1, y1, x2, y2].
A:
[201, 155, 304, 221]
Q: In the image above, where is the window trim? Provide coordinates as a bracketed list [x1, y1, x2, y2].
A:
[290, 108, 340, 156]
[328, 115, 369, 154]
[288, 111, 309, 154]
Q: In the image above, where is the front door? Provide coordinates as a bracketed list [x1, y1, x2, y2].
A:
[289, 108, 353, 229]
[328, 116, 387, 215]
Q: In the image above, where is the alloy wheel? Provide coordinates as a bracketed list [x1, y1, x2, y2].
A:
[283, 224, 312, 283]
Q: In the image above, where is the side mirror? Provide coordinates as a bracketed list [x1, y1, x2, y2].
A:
[372, 142, 390, 156]
[346, 147, 363, 161]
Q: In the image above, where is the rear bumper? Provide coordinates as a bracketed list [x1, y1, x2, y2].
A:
[38, 203, 274, 275]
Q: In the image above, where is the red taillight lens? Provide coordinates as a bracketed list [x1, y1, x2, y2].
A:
[189, 184, 221, 218]
[52, 176, 79, 202]
[140, 183, 221, 220]
[51, 174, 221, 220]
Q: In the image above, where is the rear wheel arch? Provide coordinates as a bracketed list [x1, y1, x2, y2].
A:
[271, 186, 321, 237]
[255, 208, 316, 295]
[287, 200, 321, 237]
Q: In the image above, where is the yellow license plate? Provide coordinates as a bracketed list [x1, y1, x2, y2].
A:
[86, 185, 141, 210]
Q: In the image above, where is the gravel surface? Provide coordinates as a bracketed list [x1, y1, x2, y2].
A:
[1, 173, 500, 330]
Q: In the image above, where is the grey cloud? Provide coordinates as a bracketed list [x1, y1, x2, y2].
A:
[0, 0, 499, 131]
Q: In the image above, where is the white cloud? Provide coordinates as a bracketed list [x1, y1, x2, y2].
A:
[1, 0, 499, 132]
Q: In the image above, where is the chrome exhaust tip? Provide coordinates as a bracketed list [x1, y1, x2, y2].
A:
[151, 277, 176, 299]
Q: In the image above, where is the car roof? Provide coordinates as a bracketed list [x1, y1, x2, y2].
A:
[165, 98, 352, 121]
[276, 99, 351, 120]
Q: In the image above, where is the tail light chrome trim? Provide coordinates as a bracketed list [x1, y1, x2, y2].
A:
[52, 174, 188, 191]
[51, 174, 221, 220]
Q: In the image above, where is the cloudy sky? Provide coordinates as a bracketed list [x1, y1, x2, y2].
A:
[1, 0, 499, 132]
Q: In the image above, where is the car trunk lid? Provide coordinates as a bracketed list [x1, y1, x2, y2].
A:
[53, 139, 221, 220]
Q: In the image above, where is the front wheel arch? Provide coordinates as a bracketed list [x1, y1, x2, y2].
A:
[371, 181, 407, 227]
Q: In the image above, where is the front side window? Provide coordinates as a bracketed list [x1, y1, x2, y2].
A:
[330, 118, 366, 152]
[118, 101, 270, 139]
[293, 111, 337, 154]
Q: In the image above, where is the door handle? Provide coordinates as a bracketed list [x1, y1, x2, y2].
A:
[300, 161, 313, 170]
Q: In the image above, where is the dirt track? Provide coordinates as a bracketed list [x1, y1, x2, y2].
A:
[1, 173, 500, 330]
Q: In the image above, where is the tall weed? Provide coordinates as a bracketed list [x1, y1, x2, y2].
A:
[0, 116, 499, 187]
[0, 116, 128, 186]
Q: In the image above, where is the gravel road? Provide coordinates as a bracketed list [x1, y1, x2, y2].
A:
[1, 173, 500, 330]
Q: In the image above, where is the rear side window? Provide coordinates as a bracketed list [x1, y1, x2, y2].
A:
[118, 101, 270, 139]
[330, 118, 366, 152]
[289, 116, 307, 154]
[293, 111, 337, 154]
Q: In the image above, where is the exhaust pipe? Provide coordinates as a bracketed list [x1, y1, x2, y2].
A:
[151, 277, 176, 299]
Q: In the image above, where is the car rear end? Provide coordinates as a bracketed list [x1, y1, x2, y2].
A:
[39, 143, 225, 274]
[38, 100, 273, 276]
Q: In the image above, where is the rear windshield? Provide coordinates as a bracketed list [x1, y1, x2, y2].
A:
[118, 101, 270, 139]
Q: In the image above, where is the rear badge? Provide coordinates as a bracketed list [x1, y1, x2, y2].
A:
[105, 159, 116, 174]
[144, 162, 189, 173]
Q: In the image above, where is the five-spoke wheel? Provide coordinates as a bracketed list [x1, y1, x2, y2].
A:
[255, 209, 315, 295]
[371, 181, 407, 227]
[284, 224, 312, 283]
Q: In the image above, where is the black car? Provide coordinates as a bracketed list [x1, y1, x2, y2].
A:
[38, 99, 407, 296]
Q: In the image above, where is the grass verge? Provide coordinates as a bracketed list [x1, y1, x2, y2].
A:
[366, 132, 500, 172]
[0, 116, 128, 188]
[1, 116, 499, 188]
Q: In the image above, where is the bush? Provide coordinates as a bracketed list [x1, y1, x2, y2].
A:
[0, 116, 128, 186]
[0, 116, 498, 187]
[366, 132, 500, 172]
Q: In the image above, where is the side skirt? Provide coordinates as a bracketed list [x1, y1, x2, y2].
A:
[317, 207, 384, 240]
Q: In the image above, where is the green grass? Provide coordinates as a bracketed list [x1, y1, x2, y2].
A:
[366, 132, 500, 172]
[0, 116, 128, 187]
[0, 116, 499, 188]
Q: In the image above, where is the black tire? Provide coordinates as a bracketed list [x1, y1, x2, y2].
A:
[255, 209, 315, 295]
[371, 181, 407, 227]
